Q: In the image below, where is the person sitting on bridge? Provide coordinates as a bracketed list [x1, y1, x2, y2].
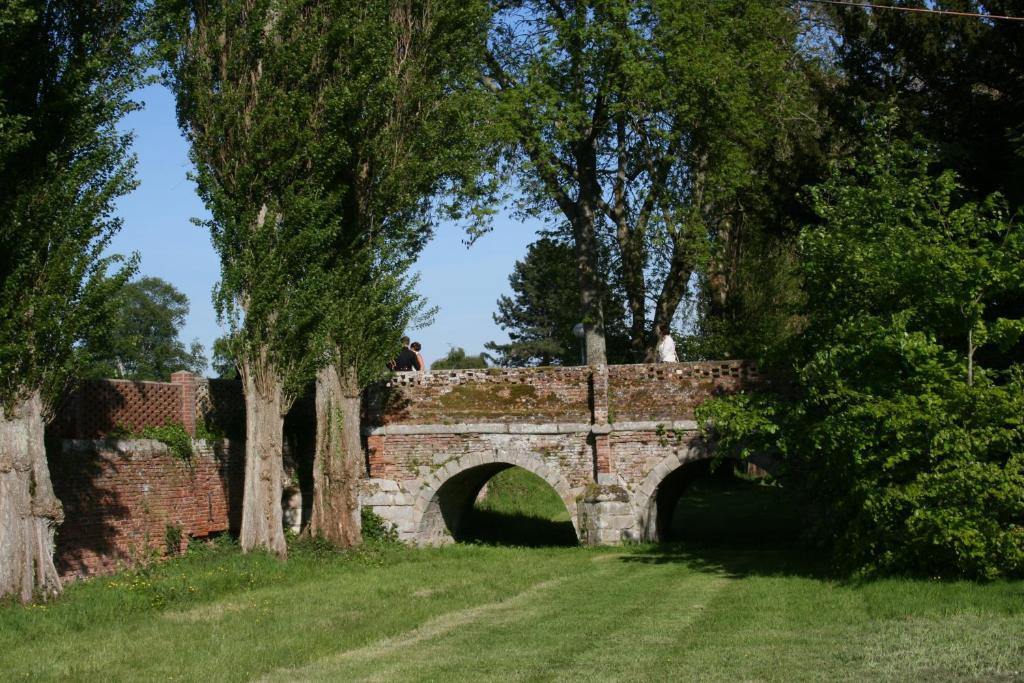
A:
[391, 336, 421, 372]
[655, 323, 678, 363]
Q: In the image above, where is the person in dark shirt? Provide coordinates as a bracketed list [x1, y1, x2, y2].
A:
[393, 336, 421, 371]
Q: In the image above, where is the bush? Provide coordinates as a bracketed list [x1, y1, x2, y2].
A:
[360, 507, 399, 544]
[140, 422, 194, 462]
[699, 118, 1024, 579]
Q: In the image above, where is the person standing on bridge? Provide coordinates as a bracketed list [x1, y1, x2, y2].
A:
[411, 341, 426, 373]
[656, 323, 678, 363]
[390, 337, 422, 371]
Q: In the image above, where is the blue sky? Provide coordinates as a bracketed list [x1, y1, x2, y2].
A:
[109, 83, 542, 371]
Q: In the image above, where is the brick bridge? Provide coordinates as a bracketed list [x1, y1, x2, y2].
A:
[360, 361, 764, 546]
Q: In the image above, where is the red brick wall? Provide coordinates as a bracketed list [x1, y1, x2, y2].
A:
[366, 361, 761, 427]
[607, 361, 760, 423]
[50, 439, 244, 580]
[365, 366, 593, 426]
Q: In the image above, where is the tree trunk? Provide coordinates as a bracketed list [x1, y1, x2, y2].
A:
[309, 362, 363, 547]
[239, 351, 288, 558]
[0, 391, 63, 603]
[575, 153, 608, 366]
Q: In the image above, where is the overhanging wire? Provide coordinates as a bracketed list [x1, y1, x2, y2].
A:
[796, 0, 1024, 22]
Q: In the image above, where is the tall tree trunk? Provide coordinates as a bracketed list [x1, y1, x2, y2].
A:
[576, 144, 608, 366]
[239, 350, 288, 558]
[0, 391, 63, 603]
[574, 216, 608, 366]
[309, 362, 362, 547]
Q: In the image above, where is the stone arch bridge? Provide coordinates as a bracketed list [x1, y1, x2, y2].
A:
[360, 361, 766, 546]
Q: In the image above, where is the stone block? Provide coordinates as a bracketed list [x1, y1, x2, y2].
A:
[508, 423, 559, 434]
[382, 506, 414, 523]
[361, 493, 394, 507]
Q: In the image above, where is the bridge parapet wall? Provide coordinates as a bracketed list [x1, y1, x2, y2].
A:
[364, 366, 593, 426]
[365, 361, 761, 427]
[607, 361, 760, 423]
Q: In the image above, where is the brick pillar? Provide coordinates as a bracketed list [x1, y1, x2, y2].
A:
[589, 364, 614, 484]
[170, 371, 197, 436]
[366, 434, 388, 477]
[593, 431, 611, 475]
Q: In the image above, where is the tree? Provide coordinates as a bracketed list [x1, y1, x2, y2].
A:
[82, 277, 206, 381]
[156, 0, 343, 557]
[210, 335, 238, 380]
[308, 0, 492, 547]
[0, 0, 143, 601]
[823, 1, 1024, 209]
[699, 121, 1024, 578]
[156, 0, 492, 551]
[485, 237, 630, 366]
[816, 2, 1024, 370]
[431, 348, 489, 370]
[483, 0, 816, 362]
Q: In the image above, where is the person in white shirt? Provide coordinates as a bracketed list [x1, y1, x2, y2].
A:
[655, 323, 678, 363]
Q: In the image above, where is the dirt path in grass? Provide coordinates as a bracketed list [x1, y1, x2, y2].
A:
[256, 575, 572, 682]
[260, 559, 729, 682]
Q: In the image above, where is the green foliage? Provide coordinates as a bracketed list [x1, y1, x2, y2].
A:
[484, 0, 819, 359]
[699, 119, 1024, 579]
[210, 335, 238, 380]
[140, 422, 194, 463]
[825, 1, 1024, 210]
[155, 0, 493, 398]
[164, 524, 183, 556]
[429, 347, 489, 371]
[360, 507, 399, 545]
[0, 0, 145, 408]
[81, 277, 206, 381]
[485, 237, 631, 366]
[194, 420, 224, 444]
[688, 234, 806, 364]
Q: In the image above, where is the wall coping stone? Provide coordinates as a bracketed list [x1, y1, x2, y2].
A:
[609, 420, 698, 431]
[361, 420, 698, 437]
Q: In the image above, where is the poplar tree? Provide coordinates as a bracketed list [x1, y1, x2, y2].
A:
[156, 0, 338, 557]
[0, 0, 143, 601]
[157, 0, 493, 550]
[300, 0, 492, 547]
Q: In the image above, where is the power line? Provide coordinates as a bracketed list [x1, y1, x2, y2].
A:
[797, 0, 1024, 22]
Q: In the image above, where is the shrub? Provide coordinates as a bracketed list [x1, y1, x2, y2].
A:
[361, 507, 399, 544]
[699, 118, 1024, 579]
[140, 422, 194, 463]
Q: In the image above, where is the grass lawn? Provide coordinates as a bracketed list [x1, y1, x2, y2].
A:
[2, 469, 1022, 682]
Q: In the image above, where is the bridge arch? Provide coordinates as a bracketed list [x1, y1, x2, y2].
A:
[633, 442, 715, 542]
[413, 451, 579, 546]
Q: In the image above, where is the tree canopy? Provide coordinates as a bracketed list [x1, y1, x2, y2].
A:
[486, 237, 630, 366]
[431, 347, 490, 371]
[0, 0, 145, 602]
[82, 277, 206, 381]
[483, 0, 818, 361]
[699, 120, 1024, 578]
[1, 0, 142, 408]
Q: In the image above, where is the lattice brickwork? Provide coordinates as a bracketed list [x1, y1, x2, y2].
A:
[55, 379, 185, 438]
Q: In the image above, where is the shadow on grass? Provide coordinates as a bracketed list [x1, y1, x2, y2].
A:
[621, 470, 830, 580]
[619, 542, 830, 581]
[458, 508, 578, 548]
